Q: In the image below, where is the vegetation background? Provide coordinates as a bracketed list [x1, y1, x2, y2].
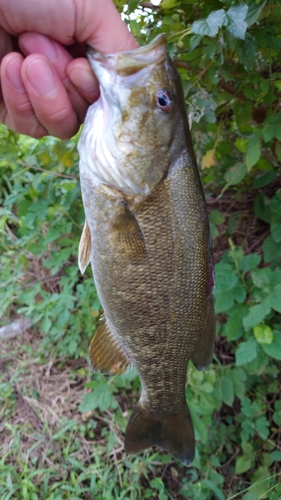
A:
[1, 0, 281, 498]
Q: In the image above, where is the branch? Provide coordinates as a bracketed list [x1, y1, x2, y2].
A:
[0, 318, 32, 340]
[218, 79, 246, 101]
[140, 2, 160, 10]
[174, 60, 191, 71]
[219, 79, 267, 123]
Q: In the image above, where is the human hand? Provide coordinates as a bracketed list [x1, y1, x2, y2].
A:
[0, 0, 138, 139]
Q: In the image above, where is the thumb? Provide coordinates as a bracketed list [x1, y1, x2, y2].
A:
[74, 0, 139, 53]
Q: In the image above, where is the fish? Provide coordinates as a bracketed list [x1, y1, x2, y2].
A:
[77, 34, 215, 466]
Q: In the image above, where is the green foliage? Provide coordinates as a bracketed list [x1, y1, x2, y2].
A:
[191, 4, 249, 40]
[1, 0, 281, 498]
[0, 128, 101, 359]
[123, 0, 281, 197]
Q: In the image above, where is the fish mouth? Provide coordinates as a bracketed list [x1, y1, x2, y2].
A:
[86, 34, 167, 76]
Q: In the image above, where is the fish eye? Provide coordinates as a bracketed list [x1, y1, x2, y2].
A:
[155, 89, 174, 113]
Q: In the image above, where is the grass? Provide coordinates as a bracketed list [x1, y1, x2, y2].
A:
[2, 329, 280, 500]
[0, 329, 188, 500]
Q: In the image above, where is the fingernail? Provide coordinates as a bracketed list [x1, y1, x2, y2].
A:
[26, 59, 56, 97]
[6, 59, 25, 91]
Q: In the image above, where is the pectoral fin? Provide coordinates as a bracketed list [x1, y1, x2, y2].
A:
[89, 320, 132, 375]
[114, 201, 147, 262]
[78, 221, 91, 274]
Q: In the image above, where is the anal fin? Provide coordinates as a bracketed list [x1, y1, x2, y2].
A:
[78, 220, 91, 274]
[89, 320, 132, 375]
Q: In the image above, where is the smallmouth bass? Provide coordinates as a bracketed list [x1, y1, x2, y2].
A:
[78, 34, 215, 465]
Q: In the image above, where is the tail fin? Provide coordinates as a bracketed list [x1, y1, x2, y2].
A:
[125, 402, 194, 466]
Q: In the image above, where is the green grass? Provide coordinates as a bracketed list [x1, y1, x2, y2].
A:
[0, 334, 185, 500]
[1, 330, 281, 500]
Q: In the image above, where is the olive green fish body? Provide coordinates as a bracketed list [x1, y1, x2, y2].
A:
[78, 35, 215, 465]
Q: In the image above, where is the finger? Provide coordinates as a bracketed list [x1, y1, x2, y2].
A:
[74, 0, 139, 53]
[21, 54, 79, 139]
[0, 0, 138, 53]
[67, 58, 99, 104]
[0, 28, 19, 127]
[19, 32, 89, 123]
[1, 53, 47, 137]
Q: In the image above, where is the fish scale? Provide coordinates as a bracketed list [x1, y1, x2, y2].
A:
[78, 34, 215, 465]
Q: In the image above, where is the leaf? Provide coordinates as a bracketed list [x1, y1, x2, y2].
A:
[270, 451, 281, 461]
[263, 235, 281, 263]
[269, 193, 281, 218]
[45, 226, 62, 243]
[235, 336, 257, 366]
[235, 137, 248, 153]
[271, 219, 281, 243]
[238, 253, 261, 272]
[41, 315, 52, 334]
[79, 383, 117, 413]
[221, 376, 234, 406]
[37, 151, 52, 166]
[254, 194, 271, 223]
[210, 222, 219, 239]
[231, 367, 246, 398]
[215, 293, 234, 314]
[249, 466, 270, 498]
[263, 124, 277, 143]
[209, 210, 224, 225]
[253, 324, 273, 345]
[160, 0, 178, 9]
[214, 263, 238, 293]
[193, 413, 208, 443]
[251, 268, 272, 289]
[191, 9, 226, 37]
[273, 400, 281, 427]
[245, 142, 261, 171]
[233, 284, 247, 303]
[241, 398, 255, 418]
[243, 302, 271, 331]
[236, 455, 252, 474]
[223, 304, 248, 341]
[202, 479, 225, 500]
[222, 162, 247, 192]
[189, 35, 202, 51]
[226, 5, 248, 40]
[246, 0, 267, 27]
[255, 417, 270, 439]
[234, 101, 253, 132]
[201, 148, 216, 169]
[262, 330, 281, 360]
[229, 245, 244, 265]
[266, 285, 281, 313]
[253, 171, 277, 189]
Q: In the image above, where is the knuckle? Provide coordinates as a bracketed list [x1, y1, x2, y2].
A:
[46, 104, 72, 125]
[45, 105, 78, 139]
